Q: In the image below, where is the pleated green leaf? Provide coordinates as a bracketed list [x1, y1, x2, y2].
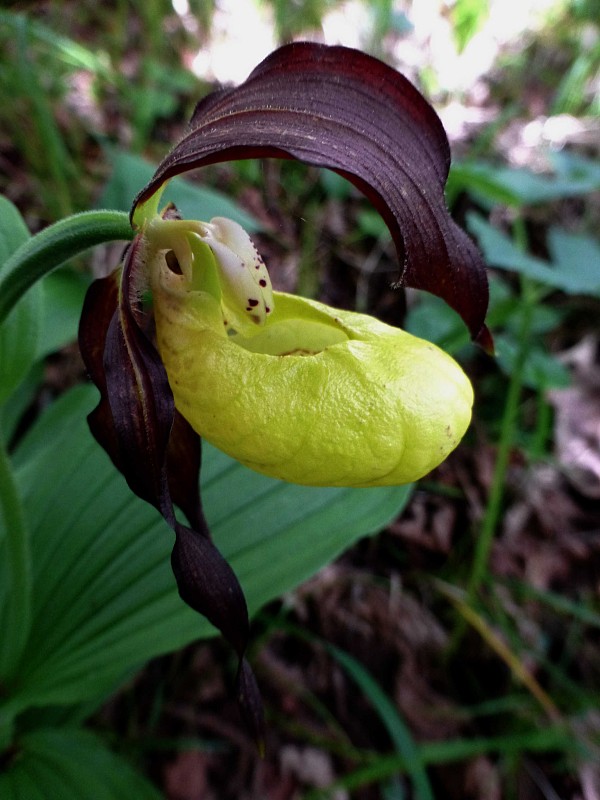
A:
[0, 196, 39, 405]
[36, 268, 91, 359]
[8, 384, 411, 711]
[0, 727, 161, 799]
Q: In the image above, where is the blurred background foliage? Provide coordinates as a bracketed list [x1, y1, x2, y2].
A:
[1, 1, 599, 798]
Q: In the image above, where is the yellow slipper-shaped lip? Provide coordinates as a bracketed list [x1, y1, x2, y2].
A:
[151, 245, 473, 487]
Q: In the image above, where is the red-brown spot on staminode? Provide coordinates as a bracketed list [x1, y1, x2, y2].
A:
[259, 279, 267, 287]
[265, 306, 271, 313]
[247, 298, 259, 307]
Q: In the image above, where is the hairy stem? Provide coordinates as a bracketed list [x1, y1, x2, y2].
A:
[0, 210, 133, 326]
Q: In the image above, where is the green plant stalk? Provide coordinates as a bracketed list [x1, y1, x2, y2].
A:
[0, 431, 31, 694]
[467, 218, 535, 599]
[530, 390, 553, 461]
[0, 210, 133, 327]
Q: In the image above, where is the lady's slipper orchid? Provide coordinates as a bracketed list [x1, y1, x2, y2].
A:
[78, 42, 490, 743]
[148, 213, 473, 487]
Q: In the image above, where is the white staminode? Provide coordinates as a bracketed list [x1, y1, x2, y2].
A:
[145, 214, 274, 334]
[201, 217, 274, 328]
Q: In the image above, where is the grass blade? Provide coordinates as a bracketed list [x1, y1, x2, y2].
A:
[326, 643, 435, 800]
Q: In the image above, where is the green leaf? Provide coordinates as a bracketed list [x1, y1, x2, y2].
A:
[0, 196, 40, 406]
[357, 209, 390, 239]
[468, 213, 600, 296]
[495, 333, 571, 390]
[7, 384, 411, 711]
[451, 0, 489, 52]
[550, 150, 600, 193]
[0, 436, 32, 691]
[0, 266, 90, 440]
[0, 363, 44, 445]
[447, 163, 519, 208]
[36, 268, 91, 359]
[450, 156, 600, 208]
[405, 294, 470, 354]
[0, 199, 98, 434]
[0, 727, 161, 799]
[0, 197, 31, 277]
[99, 150, 261, 232]
[546, 227, 600, 295]
[468, 214, 554, 281]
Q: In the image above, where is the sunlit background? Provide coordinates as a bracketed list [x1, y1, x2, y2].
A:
[181, 0, 568, 89]
[2, 0, 597, 218]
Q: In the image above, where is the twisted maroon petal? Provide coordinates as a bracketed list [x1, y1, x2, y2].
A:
[132, 42, 491, 348]
[78, 241, 264, 747]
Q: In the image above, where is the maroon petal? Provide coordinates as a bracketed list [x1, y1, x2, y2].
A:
[78, 239, 263, 743]
[171, 524, 265, 746]
[78, 269, 123, 473]
[167, 411, 203, 532]
[171, 524, 250, 656]
[101, 236, 175, 518]
[132, 42, 490, 348]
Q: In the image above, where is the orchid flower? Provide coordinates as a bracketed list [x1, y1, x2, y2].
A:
[78, 42, 490, 743]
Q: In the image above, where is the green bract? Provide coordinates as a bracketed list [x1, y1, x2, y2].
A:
[147, 215, 473, 487]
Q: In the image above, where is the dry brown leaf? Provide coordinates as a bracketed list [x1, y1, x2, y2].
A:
[163, 750, 214, 800]
[393, 653, 463, 740]
[280, 745, 346, 798]
[464, 756, 502, 800]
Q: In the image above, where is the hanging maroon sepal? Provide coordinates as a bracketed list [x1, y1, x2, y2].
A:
[78, 236, 264, 748]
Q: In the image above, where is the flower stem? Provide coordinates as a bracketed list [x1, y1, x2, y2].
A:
[0, 210, 133, 326]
